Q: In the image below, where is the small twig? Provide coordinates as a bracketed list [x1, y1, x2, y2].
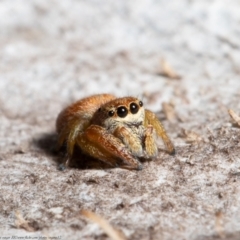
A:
[162, 102, 176, 122]
[159, 59, 181, 80]
[180, 129, 202, 143]
[215, 211, 225, 238]
[15, 210, 35, 232]
[81, 210, 126, 240]
[228, 109, 240, 126]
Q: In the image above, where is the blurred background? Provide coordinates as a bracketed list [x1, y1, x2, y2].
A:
[1, 0, 240, 118]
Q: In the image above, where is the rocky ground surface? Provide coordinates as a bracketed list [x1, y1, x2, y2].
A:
[1, 1, 240, 239]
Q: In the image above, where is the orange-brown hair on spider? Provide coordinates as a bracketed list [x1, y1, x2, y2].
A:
[56, 94, 175, 170]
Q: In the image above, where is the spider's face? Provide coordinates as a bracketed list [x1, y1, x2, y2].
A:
[92, 97, 145, 128]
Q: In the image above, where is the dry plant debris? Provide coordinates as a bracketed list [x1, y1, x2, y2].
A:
[162, 101, 176, 122]
[159, 59, 181, 80]
[15, 210, 36, 232]
[215, 211, 225, 238]
[228, 109, 240, 127]
[180, 129, 202, 143]
[81, 210, 126, 240]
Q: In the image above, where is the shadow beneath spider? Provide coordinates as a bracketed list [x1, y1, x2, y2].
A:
[32, 132, 115, 170]
[32, 132, 58, 157]
[32, 133, 171, 171]
[67, 147, 116, 170]
[67, 147, 168, 171]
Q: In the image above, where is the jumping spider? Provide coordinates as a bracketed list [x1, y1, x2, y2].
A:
[56, 94, 175, 170]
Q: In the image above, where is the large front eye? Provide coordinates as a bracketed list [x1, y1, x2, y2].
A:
[130, 102, 139, 114]
[117, 106, 128, 118]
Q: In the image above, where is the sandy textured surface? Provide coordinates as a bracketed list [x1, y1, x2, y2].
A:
[1, 1, 240, 239]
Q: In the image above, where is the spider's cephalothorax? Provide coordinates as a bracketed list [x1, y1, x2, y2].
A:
[56, 94, 175, 170]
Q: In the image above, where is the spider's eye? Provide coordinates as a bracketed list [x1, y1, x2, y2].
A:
[117, 106, 128, 118]
[139, 101, 143, 107]
[130, 102, 139, 114]
[108, 110, 114, 117]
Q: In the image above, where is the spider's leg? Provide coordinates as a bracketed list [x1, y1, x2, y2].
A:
[113, 125, 143, 157]
[57, 118, 88, 167]
[77, 125, 142, 170]
[143, 125, 158, 158]
[144, 109, 175, 155]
